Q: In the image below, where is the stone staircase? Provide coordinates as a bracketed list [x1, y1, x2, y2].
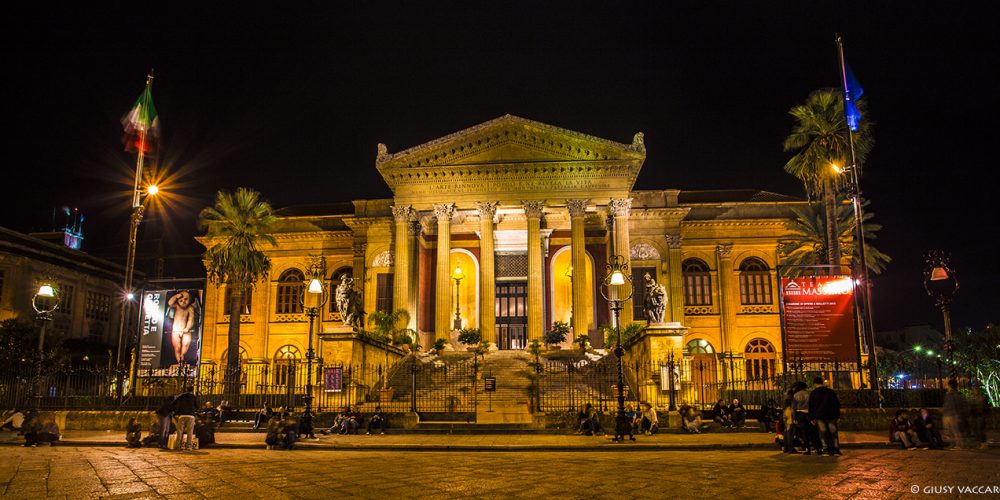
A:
[476, 350, 534, 425]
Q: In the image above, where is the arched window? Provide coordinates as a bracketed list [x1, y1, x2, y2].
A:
[682, 259, 712, 306]
[329, 267, 353, 313]
[221, 346, 249, 366]
[273, 345, 301, 386]
[745, 338, 776, 380]
[275, 269, 304, 314]
[686, 339, 715, 354]
[739, 258, 772, 305]
[223, 286, 253, 315]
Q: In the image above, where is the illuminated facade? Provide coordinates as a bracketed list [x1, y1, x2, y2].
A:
[199, 115, 806, 378]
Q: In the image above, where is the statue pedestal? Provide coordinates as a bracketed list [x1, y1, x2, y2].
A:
[643, 322, 687, 361]
[318, 326, 358, 365]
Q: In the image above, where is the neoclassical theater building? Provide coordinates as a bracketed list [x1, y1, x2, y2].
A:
[200, 115, 804, 380]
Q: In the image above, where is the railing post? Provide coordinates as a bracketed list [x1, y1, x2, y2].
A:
[410, 359, 417, 413]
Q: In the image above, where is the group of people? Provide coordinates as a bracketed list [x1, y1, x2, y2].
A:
[711, 398, 748, 429]
[320, 405, 387, 435]
[134, 385, 224, 450]
[576, 402, 659, 437]
[777, 377, 843, 456]
[2, 408, 61, 447]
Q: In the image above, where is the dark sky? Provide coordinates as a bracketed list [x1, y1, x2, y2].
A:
[5, 2, 997, 334]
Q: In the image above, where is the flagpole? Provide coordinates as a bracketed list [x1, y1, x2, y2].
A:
[116, 71, 154, 401]
[836, 35, 879, 393]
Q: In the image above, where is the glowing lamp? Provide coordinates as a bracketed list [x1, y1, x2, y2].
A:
[831, 163, 842, 174]
[126, 292, 135, 301]
[36, 284, 55, 298]
[610, 270, 626, 286]
[929, 267, 949, 281]
[913, 345, 922, 352]
[308, 278, 324, 295]
[146, 185, 159, 196]
[454, 267, 463, 279]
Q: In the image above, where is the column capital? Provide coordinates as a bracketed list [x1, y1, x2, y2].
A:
[391, 204, 413, 222]
[716, 243, 734, 259]
[408, 219, 422, 236]
[608, 198, 633, 217]
[522, 200, 545, 219]
[353, 242, 367, 258]
[566, 199, 589, 218]
[433, 203, 456, 222]
[475, 201, 499, 221]
[666, 234, 683, 249]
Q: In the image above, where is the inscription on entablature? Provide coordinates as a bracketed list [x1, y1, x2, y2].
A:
[422, 178, 612, 195]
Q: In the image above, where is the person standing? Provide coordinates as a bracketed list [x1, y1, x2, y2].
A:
[154, 399, 174, 448]
[808, 376, 842, 456]
[171, 385, 198, 450]
[941, 379, 967, 449]
[792, 381, 817, 454]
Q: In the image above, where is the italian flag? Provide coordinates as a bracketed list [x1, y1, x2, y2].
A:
[121, 86, 160, 154]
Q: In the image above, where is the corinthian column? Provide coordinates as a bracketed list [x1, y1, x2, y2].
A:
[665, 234, 684, 324]
[524, 201, 545, 345]
[716, 243, 736, 354]
[392, 205, 412, 327]
[567, 199, 589, 339]
[433, 204, 455, 340]
[609, 198, 634, 325]
[476, 202, 498, 346]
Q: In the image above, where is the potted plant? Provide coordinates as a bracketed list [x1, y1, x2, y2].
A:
[458, 328, 481, 352]
[432, 338, 448, 355]
[575, 333, 589, 353]
[544, 321, 570, 349]
[393, 329, 419, 353]
[476, 340, 490, 359]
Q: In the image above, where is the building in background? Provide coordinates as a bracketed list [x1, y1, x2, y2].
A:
[198, 115, 806, 383]
[0, 226, 129, 350]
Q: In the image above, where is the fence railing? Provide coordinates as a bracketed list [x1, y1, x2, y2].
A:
[537, 354, 638, 413]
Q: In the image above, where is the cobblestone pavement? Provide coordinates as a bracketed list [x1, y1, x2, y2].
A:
[2, 447, 999, 499]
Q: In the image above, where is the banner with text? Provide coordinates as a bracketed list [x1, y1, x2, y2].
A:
[138, 289, 204, 377]
[780, 276, 859, 372]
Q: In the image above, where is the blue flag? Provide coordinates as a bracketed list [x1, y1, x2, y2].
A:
[843, 63, 864, 132]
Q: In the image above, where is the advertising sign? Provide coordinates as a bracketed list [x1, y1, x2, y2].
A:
[138, 289, 204, 377]
[324, 367, 343, 392]
[780, 276, 859, 371]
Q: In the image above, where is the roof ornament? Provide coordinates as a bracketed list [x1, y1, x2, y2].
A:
[630, 132, 646, 154]
[376, 143, 393, 164]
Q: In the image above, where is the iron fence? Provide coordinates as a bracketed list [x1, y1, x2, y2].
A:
[538, 354, 638, 413]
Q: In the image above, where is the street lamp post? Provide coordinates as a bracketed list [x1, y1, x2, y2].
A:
[599, 253, 635, 443]
[923, 250, 959, 382]
[452, 266, 464, 331]
[115, 183, 159, 400]
[302, 277, 328, 439]
[31, 283, 60, 411]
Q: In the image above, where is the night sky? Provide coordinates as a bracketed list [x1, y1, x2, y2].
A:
[5, 2, 997, 334]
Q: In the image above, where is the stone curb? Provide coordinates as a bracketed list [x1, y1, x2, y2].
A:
[1, 440, 917, 452]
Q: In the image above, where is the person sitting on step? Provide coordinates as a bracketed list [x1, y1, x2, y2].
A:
[366, 406, 387, 435]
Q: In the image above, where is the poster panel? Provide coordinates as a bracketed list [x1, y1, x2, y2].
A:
[780, 276, 859, 372]
[138, 289, 204, 377]
[324, 367, 343, 392]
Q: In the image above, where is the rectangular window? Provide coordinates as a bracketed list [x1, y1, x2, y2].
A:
[85, 291, 112, 321]
[275, 283, 303, 314]
[631, 267, 657, 319]
[683, 273, 712, 306]
[375, 273, 394, 313]
[59, 284, 75, 315]
[739, 273, 773, 305]
[223, 286, 252, 315]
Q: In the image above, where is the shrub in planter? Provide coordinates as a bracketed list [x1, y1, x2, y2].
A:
[458, 328, 481, 347]
[432, 338, 448, 355]
[575, 333, 589, 352]
[544, 321, 570, 347]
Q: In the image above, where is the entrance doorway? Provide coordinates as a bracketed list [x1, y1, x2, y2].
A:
[496, 281, 527, 349]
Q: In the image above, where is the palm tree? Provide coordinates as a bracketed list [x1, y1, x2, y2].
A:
[783, 89, 873, 265]
[199, 188, 277, 393]
[366, 308, 411, 389]
[779, 197, 891, 275]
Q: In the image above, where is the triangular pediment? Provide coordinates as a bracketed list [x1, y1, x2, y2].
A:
[376, 114, 645, 169]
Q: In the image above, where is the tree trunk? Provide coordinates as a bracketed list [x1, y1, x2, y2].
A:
[225, 286, 243, 396]
[822, 177, 842, 267]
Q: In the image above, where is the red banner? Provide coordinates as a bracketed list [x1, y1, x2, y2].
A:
[780, 276, 859, 371]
